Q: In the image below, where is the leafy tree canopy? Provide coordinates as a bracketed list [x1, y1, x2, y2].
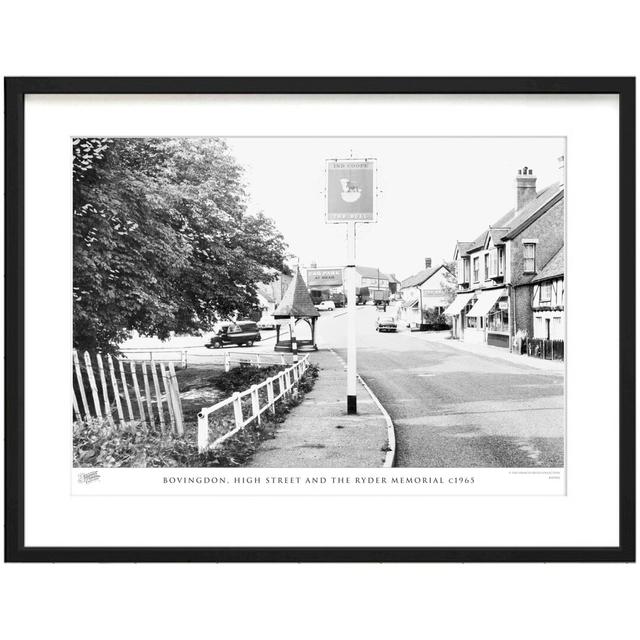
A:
[73, 137, 289, 353]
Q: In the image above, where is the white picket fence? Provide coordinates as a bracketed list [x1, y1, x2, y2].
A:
[197, 355, 310, 452]
[72, 350, 184, 435]
[119, 347, 296, 371]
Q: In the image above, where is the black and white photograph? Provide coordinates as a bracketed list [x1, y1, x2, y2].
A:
[72, 136, 566, 475]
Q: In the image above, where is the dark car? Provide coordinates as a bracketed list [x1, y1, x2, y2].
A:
[375, 315, 397, 333]
[205, 321, 262, 349]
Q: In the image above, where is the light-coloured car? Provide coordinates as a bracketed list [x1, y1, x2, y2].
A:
[375, 315, 397, 333]
[315, 300, 336, 311]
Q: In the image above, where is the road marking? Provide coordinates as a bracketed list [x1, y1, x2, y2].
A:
[418, 373, 435, 377]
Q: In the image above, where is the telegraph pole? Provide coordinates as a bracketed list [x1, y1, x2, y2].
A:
[346, 222, 357, 414]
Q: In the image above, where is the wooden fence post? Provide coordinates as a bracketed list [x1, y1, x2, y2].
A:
[96, 353, 114, 425]
[197, 412, 208, 453]
[160, 363, 176, 432]
[129, 361, 146, 424]
[232, 392, 243, 429]
[83, 351, 103, 419]
[73, 350, 90, 419]
[107, 355, 125, 429]
[224, 351, 231, 373]
[141, 362, 156, 429]
[250, 384, 260, 425]
[72, 389, 82, 423]
[168, 363, 184, 436]
[118, 359, 134, 422]
[150, 362, 166, 435]
[181, 349, 187, 370]
[267, 377, 275, 414]
[278, 372, 285, 399]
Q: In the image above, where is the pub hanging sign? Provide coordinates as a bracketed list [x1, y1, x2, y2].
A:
[326, 159, 376, 223]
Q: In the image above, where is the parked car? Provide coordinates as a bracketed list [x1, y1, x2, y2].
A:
[375, 315, 397, 333]
[205, 321, 262, 348]
[257, 314, 277, 330]
[315, 300, 336, 311]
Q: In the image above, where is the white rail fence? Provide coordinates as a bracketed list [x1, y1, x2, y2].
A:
[119, 347, 295, 371]
[72, 350, 184, 435]
[197, 355, 310, 452]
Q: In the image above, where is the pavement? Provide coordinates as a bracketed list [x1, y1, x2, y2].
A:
[405, 326, 565, 372]
[321, 303, 565, 468]
[247, 348, 389, 468]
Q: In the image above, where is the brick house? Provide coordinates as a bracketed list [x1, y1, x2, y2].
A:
[445, 164, 565, 350]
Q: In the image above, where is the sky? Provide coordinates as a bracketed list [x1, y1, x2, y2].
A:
[227, 137, 565, 281]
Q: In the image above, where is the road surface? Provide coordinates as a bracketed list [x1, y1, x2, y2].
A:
[318, 303, 564, 468]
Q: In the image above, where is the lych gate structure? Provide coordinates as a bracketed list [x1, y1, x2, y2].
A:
[273, 267, 319, 352]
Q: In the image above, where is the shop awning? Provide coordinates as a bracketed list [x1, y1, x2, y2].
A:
[444, 292, 475, 316]
[467, 288, 507, 318]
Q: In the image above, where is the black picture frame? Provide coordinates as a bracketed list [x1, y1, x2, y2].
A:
[4, 77, 635, 563]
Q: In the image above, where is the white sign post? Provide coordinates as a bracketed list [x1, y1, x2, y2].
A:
[326, 158, 377, 414]
[346, 221, 357, 413]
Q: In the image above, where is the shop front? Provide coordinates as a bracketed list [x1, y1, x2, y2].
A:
[444, 292, 475, 339]
[465, 288, 508, 347]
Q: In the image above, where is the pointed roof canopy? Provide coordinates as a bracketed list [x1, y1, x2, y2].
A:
[273, 267, 319, 318]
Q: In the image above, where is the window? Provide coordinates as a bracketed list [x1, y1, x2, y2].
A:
[473, 257, 479, 282]
[464, 259, 470, 283]
[489, 250, 498, 278]
[497, 247, 505, 275]
[552, 316, 563, 340]
[523, 242, 536, 273]
[487, 307, 509, 332]
[466, 316, 477, 328]
[534, 316, 543, 338]
[484, 253, 490, 280]
[540, 282, 552, 303]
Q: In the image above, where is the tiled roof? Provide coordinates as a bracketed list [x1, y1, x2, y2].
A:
[501, 183, 563, 239]
[455, 241, 475, 257]
[467, 230, 488, 253]
[355, 265, 390, 280]
[400, 264, 448, 289]
[532, 246, 565, 282]
[458, 182, 564, 257]
[488, 228, 509, 246]
[273, 267, 319, 318]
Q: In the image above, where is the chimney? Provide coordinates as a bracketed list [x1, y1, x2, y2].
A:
[424, 258, 432, 269]
[310, 260, 317, 269]
[515, 166, 537, 211]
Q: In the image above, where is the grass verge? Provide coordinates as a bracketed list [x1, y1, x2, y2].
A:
[73, 362, 319, 468]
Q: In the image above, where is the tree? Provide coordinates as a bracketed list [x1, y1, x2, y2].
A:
[73, 137, 289, 353]
[440, 260, 458, 304]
